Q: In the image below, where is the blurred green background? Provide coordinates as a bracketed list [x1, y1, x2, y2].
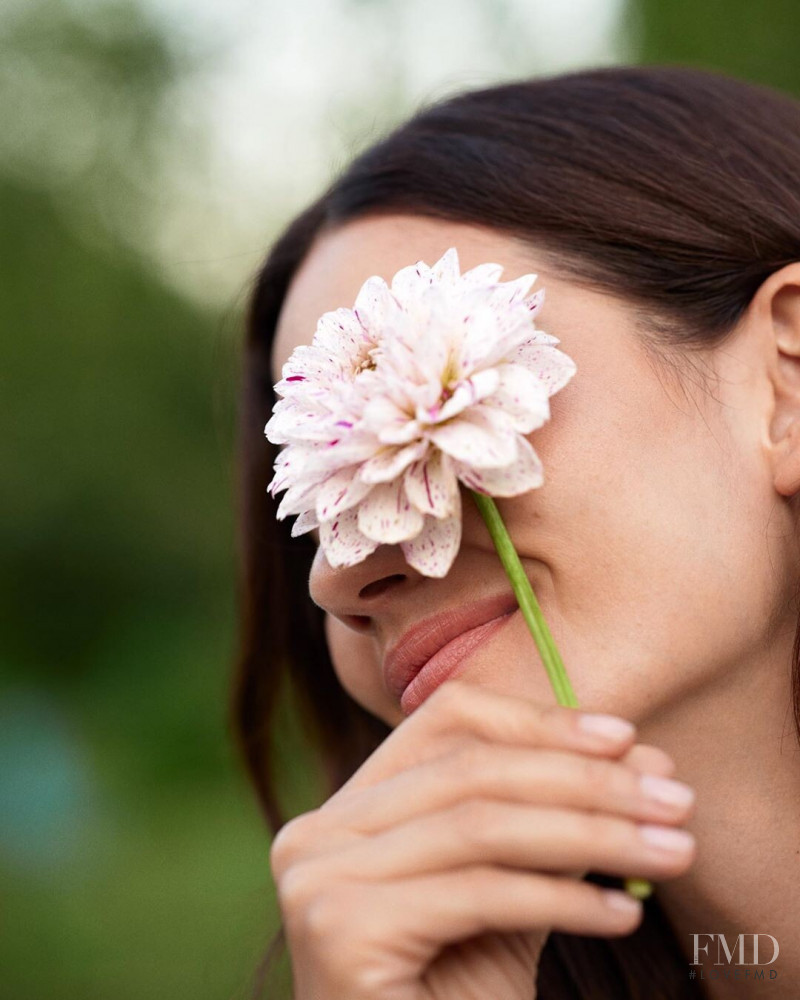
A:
[2, 0, 798, 997]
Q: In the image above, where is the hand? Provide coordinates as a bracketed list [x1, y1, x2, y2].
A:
[270, 680, 696, 1000]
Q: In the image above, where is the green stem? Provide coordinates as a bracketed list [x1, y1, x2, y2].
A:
[469, 490, 652, 902]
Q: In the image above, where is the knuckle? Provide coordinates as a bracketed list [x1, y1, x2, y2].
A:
[538, 702, 575, 734]
[269, 813, 317, 877]
[626, 742, 676, 776]
[580, 756, 625, 798]
[570, 810, 625, 852]
[427, 677, 472, 720]
[445, 739, 486, 784]
[537, 702, 566, 727]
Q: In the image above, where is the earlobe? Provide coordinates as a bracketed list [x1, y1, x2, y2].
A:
[762, 265, 800, 497]
[773, 423, 800, 497]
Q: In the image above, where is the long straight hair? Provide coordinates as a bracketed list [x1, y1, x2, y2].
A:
[232, 65, 800, 998]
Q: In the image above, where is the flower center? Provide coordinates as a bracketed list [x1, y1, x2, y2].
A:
[353, 344, 381, 376]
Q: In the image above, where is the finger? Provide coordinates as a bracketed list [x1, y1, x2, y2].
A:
[395, 866, 643, 940]
[337, 679, 638, 795]
[307, 866, 642, 966]
[622, 743, 677, 778]
[322, 743, 694, 837]
[306, 799, 696, 884]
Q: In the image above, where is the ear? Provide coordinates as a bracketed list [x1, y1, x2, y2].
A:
[761, 263, 800, 497]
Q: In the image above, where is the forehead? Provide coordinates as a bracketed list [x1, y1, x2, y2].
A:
[270, 214, 557, 381]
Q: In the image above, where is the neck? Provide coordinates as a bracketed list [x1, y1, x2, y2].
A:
[641, 633, 800, 999]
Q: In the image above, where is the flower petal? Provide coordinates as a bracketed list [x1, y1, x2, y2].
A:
[400, 507, 462, 578]
[353, 275, 402, 335]
[362, 395, 419, 445]
[511, 340, 577, 396]
[319, 506, 381, 567]
[460, 261, 504, 286]
[428, 406, 519, 468]
[359, 440, 428, 484]
[489, 272, 538, 309]
[357, 480, 425, 543]
[403, 450, 459, 518]
[430, 247, 461, 285]
[524, 287, 546, 317]
[315, 467, 374, 520]
[276, 344, 344, 395]
[423, 367, 500, 425]
[483, 362, 550, 433]
[457, 299, 532, 371]
[275, 476, 320, 519]
[305, 430, 385, 472]
[313, 307, 368, 358]
[455, 436, 544, 497]
[290, 509, 320, 537]
[390, 261, 433, 304]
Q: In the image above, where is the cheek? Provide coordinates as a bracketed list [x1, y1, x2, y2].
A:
[324, 615, 401, 724]
[497, 363, 791, 716]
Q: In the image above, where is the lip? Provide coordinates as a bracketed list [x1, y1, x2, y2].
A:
[383, 593, 519, 714]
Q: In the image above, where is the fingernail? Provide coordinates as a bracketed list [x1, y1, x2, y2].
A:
[639, 824, 695, 853]
[576, 713, 635, 742]
[639, 774, 695, 808]
[601, 889, 642, 913]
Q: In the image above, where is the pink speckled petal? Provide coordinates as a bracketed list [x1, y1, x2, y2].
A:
[511, 340, 577, 395]
[363, 395, 418, 445]
[484, 363, 550, 433]
[457, 300, 531, 370]
[390, 261, 434, 305]
[315, 467, 373, 520]
[307, 430, 386, 472]
[313, 307, 366, 356]
[357, 480, 425, 543]
[353, 275, 401, 335]
[400, 507, 462, 578]
[359, 440, 428, 484]
[430, 367, 500, 424]
[319, 506, 380, 567]
[430, 247, 461, 285]
[290, 509, 320, 537]
[266, 398, 341, 444]
[524, 288, 546, 317]
[460, 261, 504, 286]
[455, 436, 544, 497]
[490, 272, 538, 309]
[275, 476, 320, 519]
[403, 450, 459, 518]
[428, 406, 518, 468]
[276, 344, 344, 395]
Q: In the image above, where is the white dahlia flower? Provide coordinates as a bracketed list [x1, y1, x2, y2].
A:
[265, 247, 576, 577]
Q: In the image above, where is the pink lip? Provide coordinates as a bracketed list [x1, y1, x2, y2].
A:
[382, 593, 519, 715]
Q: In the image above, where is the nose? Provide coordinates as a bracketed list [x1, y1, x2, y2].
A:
[309, 541, 425, 633]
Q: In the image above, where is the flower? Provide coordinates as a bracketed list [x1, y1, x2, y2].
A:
[265, 247, 576, 577]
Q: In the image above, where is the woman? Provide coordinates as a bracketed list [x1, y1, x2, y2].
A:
[232, 65, 800, 998]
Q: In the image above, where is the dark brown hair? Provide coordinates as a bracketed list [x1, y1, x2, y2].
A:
[232, 64, 800, 998]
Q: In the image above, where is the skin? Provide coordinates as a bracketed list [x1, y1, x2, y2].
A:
[269, 213, 800, 998]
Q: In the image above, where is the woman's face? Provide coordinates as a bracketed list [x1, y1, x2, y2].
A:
[270, 214, 797, 732]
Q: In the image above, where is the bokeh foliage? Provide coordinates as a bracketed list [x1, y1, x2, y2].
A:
[0, 3, 285, 997]
[634, 0, 800, 97]
[2, 0, 799, 997]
